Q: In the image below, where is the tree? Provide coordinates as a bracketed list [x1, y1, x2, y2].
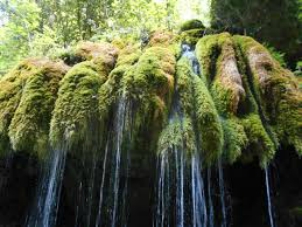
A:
[210, 0, 302, 67]
[0, 0, 40, 72]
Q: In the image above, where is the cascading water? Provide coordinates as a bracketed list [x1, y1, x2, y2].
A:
[155, 43, 211, 227]
[26, 147, 67, 227]
[175, 145, 185, 227]
[218, 158, 227, 227]
[181, 44, 201, 76]
[111, 97, 126, 227]
[155, 123, 208, 227]
[156, 43, 230, 227]
[265, 166, 275, 227]
[207, 168, 214, 227]
[95, 140, 110, 227]
[93, 94, 132, 227]
[183, 43, 212, 227]
[155, 109, 208, 227]
[191, 153, 208, 227]
[155, 118, 186, 227]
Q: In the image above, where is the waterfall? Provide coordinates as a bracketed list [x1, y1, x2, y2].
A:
[156, 150, 167, 227]
[207, 168, 214, 227]
[95, 140, 109, 227]
[181, 43, 200, 76]
[176, 147, 184, 227]
[218, 158, 227, 227]
[155, 143, 209, 227]
[111, 97, 127, 227]
[265, 167, 275, 227]
[191, 153, 207, 227]
[26, 148, 67, 227]
[93, 95, 131, 227]
[151, 42, 228, 227]
[155, 43, 210, 226]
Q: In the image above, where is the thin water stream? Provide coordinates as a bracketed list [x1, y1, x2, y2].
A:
[265, 167, 275, 227]
[26, 148, 67, 227]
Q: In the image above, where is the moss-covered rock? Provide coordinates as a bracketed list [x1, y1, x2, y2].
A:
[49, 42, 119, 151]
[8, 60, 68, 157]
[180, 19, 205, 32]
[157, 117, 196, 155]
[50, 60, 113, 150]
[121, 46, 176, 148]
[196, 33, 220, 86]
[222, 118, 247, 163]
[234, 35, 302, 155]
[214, 33, 245, 114]
[98, 44, 142, 122]
[0, 59, 68, 157]
[176, 57, 224, 165]
[196, 33, 278, 166]
[148, 30, 181, 59]
[180, 29, 205, 46]
[56, 41, 119, 67]
[0, 30, 300, 169]
[75, 41, 119, 61]
[241, 114, 275, 167]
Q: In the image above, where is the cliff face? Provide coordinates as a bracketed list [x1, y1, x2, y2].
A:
[0, 21, 301, 227]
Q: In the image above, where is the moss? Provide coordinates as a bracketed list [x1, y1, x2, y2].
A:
[180, 29, 205, 46]
[75, 41, 119, 61]
[123, 47, 175, 100]
[111, 38, 127, 49]
[176, 57, 224, 165]
[234, 35, 302, 155]
[175, 58, 195, 115]
[148, 30, 175, 47]
[192, 75, 224, 165]
[157, 117, 196, 155]
[196, 34, 220, 85]
[8, 61, 68, 157]
[196, 33, 248, 164]
[212, 33, 246, 115]
[55, 47, 85, 66]
[98, 45, 142, 122]
[99, 45, 177, 155]
[0, 59, 65, 156]
[121, 46, 176, 142]
[222, 118, 248, 164]
[0, 32, 299, 168]
[241, 114, 275, 167]
[180, 19, 205, 32]
[290, 207, 302, 217]
[196, 33, 245, 115]
[50, 59, 112, 149]
[196, 33, 278, 166]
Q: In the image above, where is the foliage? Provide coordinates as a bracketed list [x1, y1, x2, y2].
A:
[210, 0, 302, 65]
[264, 43, 287, 68]
[0, 0, 215, 73]
[0, 0, 40, 73]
